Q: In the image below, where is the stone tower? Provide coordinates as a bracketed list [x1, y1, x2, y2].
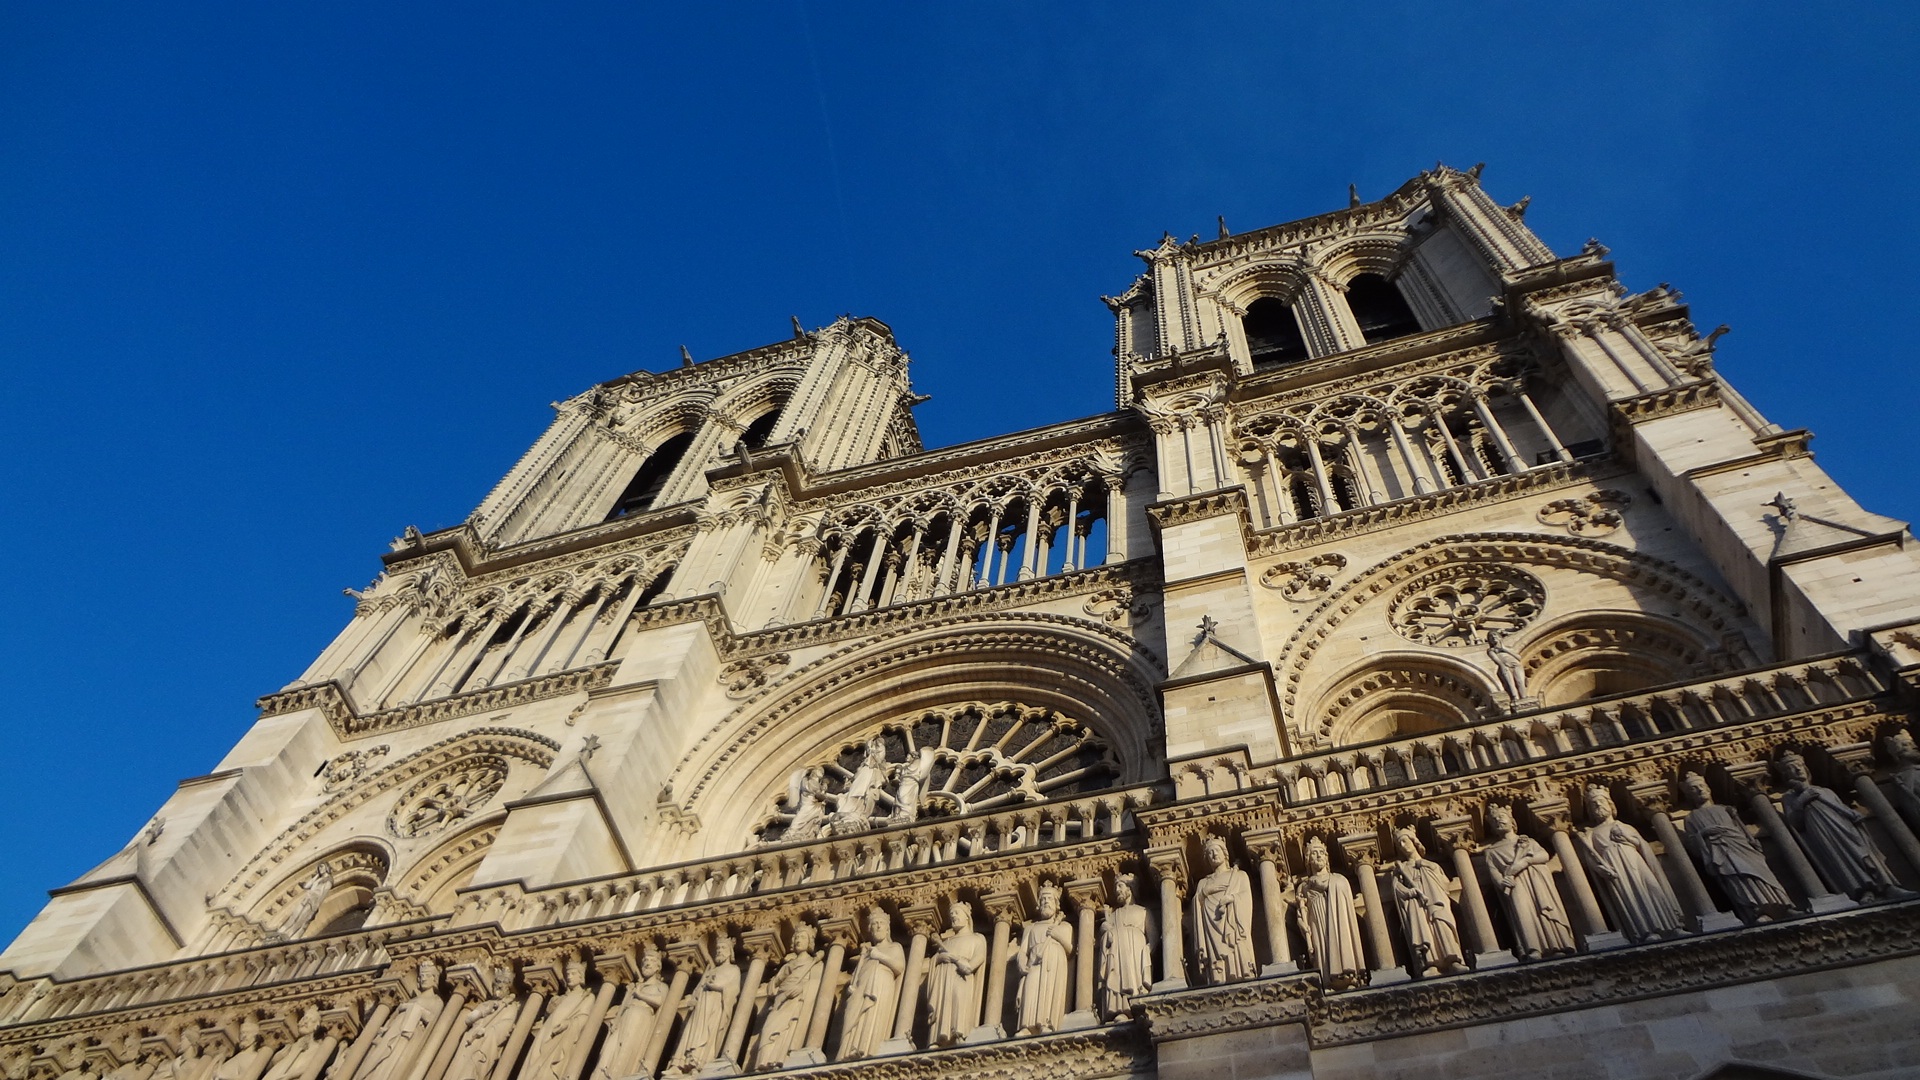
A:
[5, 167, 1919, 1080]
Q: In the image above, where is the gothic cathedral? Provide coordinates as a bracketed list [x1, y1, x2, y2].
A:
[6, 167, 1919, 1080]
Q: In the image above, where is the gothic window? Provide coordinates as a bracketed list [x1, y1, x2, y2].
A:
[739, 409, 781, 451]
[608, 431, 695, 519]
[1345, 273, 1421, 344]
[1243, 296, 1309, 367]
[752, 703, 1121, 846]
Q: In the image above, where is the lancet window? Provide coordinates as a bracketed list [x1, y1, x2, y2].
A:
[752, 702, 1121, 846]
[1243, 296, 1310, 367]
[1344, 272, 1421, 344]
[608, 431, 695, 519]
[803, 475, 1113, 621]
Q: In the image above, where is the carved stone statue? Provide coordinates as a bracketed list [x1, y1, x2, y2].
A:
[923, 902, 985, 1047]
[834, 907, 903, 1062]
[1577, 785, 1687, 942]
[888, 747, 938, 826]
[781, 766, 831, 842]
[214, 1020, 273, 1080]
[272, 864, 333, 942]
[1190, 836, 1256, 984]
[1481, 804, 1574, 960]
[669, 937, 741, 1074]
[104, 1036, 161, 1080]
[353, 960, 444, 1080]
[1014, 882, 1073, 1035]
[1097, 876, 1153, 1020]
[153, 1030, 212, 1080]
[1387, 827, 1466, 975]
[1776, 751, 1904, 901]
[1678, 773, 1795, 923]
[259, 1008, 331, 1080]
[1486, 629, 1527, 705]
[447, 967, 525, 1080]
[587, 950, 665, 1080]
[1883, 730, 1920, 826]
[519, 956, 595, 1080]
[830, 739, 890, 836]
[1295, 837, 1367, 991]
[752, 928, 820, 1070]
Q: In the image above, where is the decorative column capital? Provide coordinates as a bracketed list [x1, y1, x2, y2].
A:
[1336, 831, 1381, 866]
[1063, 878, 1106, 913]
[590, 950, 639, 986]
[1528, 794, 1575, 832]
[521, 962, 567, 997]
[816, 915, 862, 950]
[1827, 742, 1878, 776]
[1427, 816, 1479, 852]
[1623, 778, 1676, 817]
[1145, 845, 1188, 892]
[1241, 826, 1287, 865]
[982, 891, 1023, 925]
[899, 904, 943, 938]
[738, 927, 785, 964]
[444, 962, 495, 999]
[664, 938, 710, 972]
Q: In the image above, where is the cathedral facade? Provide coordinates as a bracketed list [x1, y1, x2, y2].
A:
[5, 167, 1920, 1080]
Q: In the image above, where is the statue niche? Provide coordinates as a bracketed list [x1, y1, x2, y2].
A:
[753, 703, 1120, 845]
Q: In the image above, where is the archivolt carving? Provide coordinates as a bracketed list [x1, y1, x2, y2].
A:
[387, 821, 502, 915]
[211, 728, 558, 909]
[662, 613, 1162, 848]
[1276, 532, 1755, 733]
[1536, 490, 1630, 536]
[1258, 553, 1347, 601]
[1310, 656, 1499, 747]
[249, 844, 391, 934]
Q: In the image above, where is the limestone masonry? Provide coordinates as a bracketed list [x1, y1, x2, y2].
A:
[6, 166, 1920, 1080]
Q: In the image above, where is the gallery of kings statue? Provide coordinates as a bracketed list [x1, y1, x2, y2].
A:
[5, 167, 1920, 1080]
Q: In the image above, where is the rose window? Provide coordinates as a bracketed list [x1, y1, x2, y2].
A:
[752, 702, 1120, 846]
[1389, 566, 1545, 647]
[388, 757, 510, 839]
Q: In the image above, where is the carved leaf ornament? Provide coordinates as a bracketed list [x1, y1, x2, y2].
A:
[1389, 566, 1544, 647]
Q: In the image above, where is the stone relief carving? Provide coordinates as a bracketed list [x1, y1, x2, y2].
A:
[667, 937, 739, 1075]
[1389, 565, 1545, 648]
[1775, 751, 1907, 902]
[718, 654, 790, 699]
[1387, 827, 1466, 976]
[1885, 729, 1920, 826]
[755, 704, 1119, 846]
[1190, 837, 1256, 985]
[318, 746, 390, 791]
[1677, 772, 1794, 924]
[388, 759, 509, 840]
[266, 864, 330, 943]
[835, 908, 903, 1062]
[1097, 876, 1153, 1020]
[1296, 836, 1368, 991]
[356, 960, 445, 1080]
[1013, 883, 1073, 1036]
[1535, 490, 1630, 536]
[1481, 805, 1574, 960]
[1577, 785, 1687, 943]
[520, 956, 594, 1080]
[446, 967, 523, 1080]
[750, 930, 819, 1069]
[1257, 553, 1347, 602]
[924, 902, 985, 1048]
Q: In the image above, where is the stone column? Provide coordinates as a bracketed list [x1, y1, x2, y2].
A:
[638, 943, 699, 1078]
[408, 966, 479, 1080]
[969, 893, 1020, 1042]
[1727, 764, 1834, 902]
[328, 991, 397, 1080]
[1242, 829, 1294, 973]
[295, 1019, 348, 1080]
[1145, 847, 1189, 991]
[1336, 833, 1395, 972]
[1429, 817, 1498, 956]
[800, 918, 855, 1061]
[724, 931, 778, 1068]
[1063, 879, 1104, 1029]
[560, 953, 627, 1080]
[1831, 744, 1920, 876]
[489, 974, 549, 1080]
[1625, 782, 1718, 925]
[884, 906, 940, 1051]
[1530, 795, 1607, 939]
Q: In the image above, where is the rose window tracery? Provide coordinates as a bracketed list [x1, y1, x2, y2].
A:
[388, 757, 510, 839]
[1389, 566, 1545, 647]
[752, 702, 1121, 846]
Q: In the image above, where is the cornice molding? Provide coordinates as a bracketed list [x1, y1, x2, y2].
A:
[258, 664, 619, 741]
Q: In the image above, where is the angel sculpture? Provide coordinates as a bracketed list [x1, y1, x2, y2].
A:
[780, 765, 832, 842]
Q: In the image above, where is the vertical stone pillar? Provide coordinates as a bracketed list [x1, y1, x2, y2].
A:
[1145, 847, 1189, 991]
[490, 976, 550, 1080]
[638, 943, 699, 1078]
[884, 906, 940, 1050]
[1242, 829, 1294, 973]
[969, 894, 1020, 1042]
[558, 957, 622, 1080]
[1429, 817, 1499, 956]
[725, 931, 779, 1067]
[1063, 879, 1104, 1029]
[1727, 763, 1833, 902]
[800, 919, 855, 1061]
[329, 991, 397, 1080]
[1625, 782, 1717, 925]
[410, 966, 481, 1080]
[1831, 744, 1920, 876]
[1335, 834, 1396, 973]
[1530, 795, 1607, 938]
[295, 1020, 347, 1080]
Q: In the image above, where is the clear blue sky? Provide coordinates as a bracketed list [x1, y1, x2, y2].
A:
[2, 4, 1916, 942]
